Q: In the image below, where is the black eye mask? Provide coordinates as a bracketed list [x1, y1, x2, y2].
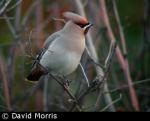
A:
[76, 23, 90, 28]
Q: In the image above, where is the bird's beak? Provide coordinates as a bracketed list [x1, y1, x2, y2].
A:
[86, 23, 94, 28]
[84, 23, 93, 34]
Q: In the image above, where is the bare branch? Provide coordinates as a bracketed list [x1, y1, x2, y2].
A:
[52, 17, 66, 24]
[3, 14, 17, 38]
[99, 0, 139, 111]
[43, 76, 48, 111]
[0, 16, 14, 20]
[21, 1, 39, 27]
[0, 0, 11, 16]
[105, 42, 117, 68]
[49, 73, 82, 112]
[112, 0, 127, 56]
[0, 56, 12, 111]
[79, 63, 90, 87]
[109, 78, 150, 93]
[6, 0, 22, 12]
[73, 0, 115, 112]
[100, 94, 122, 112]
[26, 31, 35, 59]
[95, 42, 116, 110]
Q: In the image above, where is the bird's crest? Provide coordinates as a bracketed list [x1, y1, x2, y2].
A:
[63, 11, 88, 25]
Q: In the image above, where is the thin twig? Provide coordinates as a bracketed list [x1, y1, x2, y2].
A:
[95, 42, 116, 110]
[43, 76, 48, 111]
[21, 1, 39, 27]
[73, 0, 115, 112]
[0, 0, 11, 16]
[0, 16, 14, 20]
[100, 94, 122, 112]
[5, 10, 20, 101]
[27, 31, 35, 59]
[85, 47, 105, 69]
[112, 0, 127, 56]
[49, 73, 82, 111]
[52, 17, 66, 24]
[3, 14, 17, 38]
[0, 57, 12, 111]
[77, 78, 99, 100]
[99, 0, 139, 111]
[14, 0, 21, 33]
[69, 77, 100, 111]
[105, 42, 114, 67]
[79, 63, 90, 87]
[108, 78, 150, 93]
[6, 0, 22, 12]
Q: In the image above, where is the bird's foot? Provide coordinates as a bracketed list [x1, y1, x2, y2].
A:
[63, 79, 72, 87]
[58, 76, 72, 87]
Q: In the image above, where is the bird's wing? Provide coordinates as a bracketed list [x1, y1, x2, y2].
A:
[27, 32, 61, 81]
[44, 32, 60, 49]
[32, 32, 60, 67]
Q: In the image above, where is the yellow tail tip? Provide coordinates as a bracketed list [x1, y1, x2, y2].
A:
[25, 78, 38, 84]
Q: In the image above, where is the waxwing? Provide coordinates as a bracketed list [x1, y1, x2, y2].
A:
[27, 11, 93, 81]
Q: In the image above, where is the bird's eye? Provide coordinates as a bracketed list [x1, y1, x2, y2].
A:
[78, 24, 85, 28]
[76, 23, 89, 28]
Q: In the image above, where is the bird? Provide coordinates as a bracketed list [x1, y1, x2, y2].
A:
[27, 11, 93, 81]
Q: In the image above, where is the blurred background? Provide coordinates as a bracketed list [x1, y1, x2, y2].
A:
[0, 0, 148, 112]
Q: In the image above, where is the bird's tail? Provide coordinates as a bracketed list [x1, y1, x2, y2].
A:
[27, 63, 48, 81]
